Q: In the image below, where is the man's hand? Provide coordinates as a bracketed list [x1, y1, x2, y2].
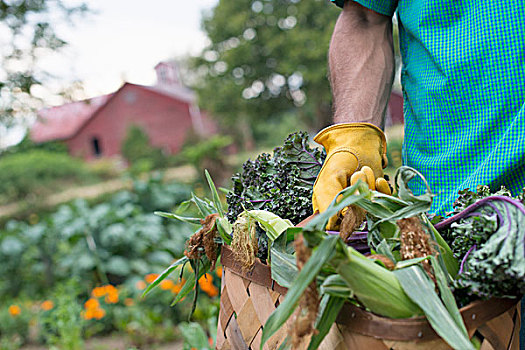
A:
[312, 122, 388, 229]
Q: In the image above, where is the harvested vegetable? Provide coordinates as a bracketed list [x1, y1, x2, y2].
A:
[437, 195, 525, 299]
[226, 131, 324, 225]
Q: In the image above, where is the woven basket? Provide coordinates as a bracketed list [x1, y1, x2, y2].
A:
[216, 245, 520, 350]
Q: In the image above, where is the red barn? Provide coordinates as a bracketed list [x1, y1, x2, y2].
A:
[31, 62, 217, 161]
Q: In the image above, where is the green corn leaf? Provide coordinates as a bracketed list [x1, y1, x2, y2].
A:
[394, 266, 474, 350]
[191, 192, 215, 217]
[394, 166, 434, 205]
[395, 256, 430, 269]
[245, 210, 293, 242]
[218, 187, 231, 195]
[424, 215, 459, 278]
[269, 246, 297, 289]
[216, 217, 232, 245]
[171, 258, 210, 308]
[261, 235, 339, 349]
[336, 247, 422, 319]
[376, 239, 397, 263]
[430, 256, 467, 335]
[154, 211, 202, 225]
[205, 169, 224, 217]
[189, 259, 200, 317]
[175, 199, 193, 214]
[171, 271, 195, 305]
[142, 256, 188, 297]
[277, 338, 290, 350]
[320, 275, 352, 299]
[308, 294, 345, 350]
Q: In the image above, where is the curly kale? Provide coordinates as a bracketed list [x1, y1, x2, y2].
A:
[437, 192, 525, 300]
[226, 132, 325, 225]
[450, 185, 519, 215]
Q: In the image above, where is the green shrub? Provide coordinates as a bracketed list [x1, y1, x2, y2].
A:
[0, 302, 31, 349]
[39, 281, 85, 350]
[0, 175, 193, 299]
[2, 134, 68, 155]
[121, 125, 168, 170]
[0, 150, 96, 203]
[180, 135, 233, 185]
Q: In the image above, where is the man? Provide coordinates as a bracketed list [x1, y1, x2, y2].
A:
[312, 0, 525, 343]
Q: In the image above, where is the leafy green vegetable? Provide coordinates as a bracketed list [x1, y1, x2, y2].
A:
[142, 256, 189, 297]
[261, 235, 338, 349]
[226, 132, 324, 225]
[439, 196, 525, 298]
[337, 246, 422, 319]
[244, 210, 293, 242]
[307, 294, 345, 350]
[395, 266, 474, 350]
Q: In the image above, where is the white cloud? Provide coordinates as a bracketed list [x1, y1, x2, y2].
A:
[39, 0, 219, 99]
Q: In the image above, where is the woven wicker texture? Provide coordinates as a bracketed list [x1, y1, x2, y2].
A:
[218, 245, 521, 350]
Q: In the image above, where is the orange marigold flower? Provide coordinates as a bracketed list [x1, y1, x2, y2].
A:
[91, 286, 106, 298]
[41, 300, 54, 311]
[105, 292, 119, 304]
[124, 298, 134, 306]
[216, 267, 223, 278]
[84, 298, 99, 310]
[145, 273, 160, 284]
[198, 273, 213, 288]
[204, 286, 219, 298]
[135, 280, 146, 290]
[93, 308, 106, 320]
[160, 279, 175, 290]
[8, 305, 21, 317]
[104, 284, 117, 294]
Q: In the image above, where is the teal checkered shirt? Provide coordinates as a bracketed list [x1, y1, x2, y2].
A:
[333, 0, 525, 215]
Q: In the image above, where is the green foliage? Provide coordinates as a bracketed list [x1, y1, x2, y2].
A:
[439, 194, 525, 299]
[111, 284, 182, 347]
[121, 125, 168, 170]
[39, 281, 85, 350]
[0, 0, 88, 123]
[386, 137, 403, 170]
[180, 135, 233, 185]
[0, 175, 193, 299]
[179, 322, 212, 350]
[191, 0, 340, 146]
[0, 150, 96, 203]
[261, 168, 471, 349]
[2, 134, 68, 155]
[0, 302, 31, 349]
[181, 135, 232, 169]
[226, 132, 325, 225]
[394, 266, 473, 349]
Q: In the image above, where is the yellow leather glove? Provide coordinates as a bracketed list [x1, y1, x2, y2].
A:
[312, 123, 389, 230]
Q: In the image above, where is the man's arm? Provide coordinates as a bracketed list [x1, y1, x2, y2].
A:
[329, 1, 395, 128]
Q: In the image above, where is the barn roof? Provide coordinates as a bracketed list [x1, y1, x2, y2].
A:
[31, 94, 114, 143]
[30, 83, 197, 143]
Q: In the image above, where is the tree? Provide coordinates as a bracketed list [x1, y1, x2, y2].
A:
[0, 0, 88, 125]
[190, 0, 340, 149]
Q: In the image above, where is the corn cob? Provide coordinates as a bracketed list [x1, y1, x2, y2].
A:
[336, 246, 423, 319]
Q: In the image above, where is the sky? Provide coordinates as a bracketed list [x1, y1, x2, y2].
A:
[0, 0, 219, 148]
[41, 0, 219, 101]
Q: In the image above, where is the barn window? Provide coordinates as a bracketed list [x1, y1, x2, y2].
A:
[91, 137, 102, 157]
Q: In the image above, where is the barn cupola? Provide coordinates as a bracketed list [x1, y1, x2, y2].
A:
[154, 61, 181, 88]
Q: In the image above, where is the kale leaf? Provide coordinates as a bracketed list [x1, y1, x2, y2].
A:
[438, 194, 525, 299]
[226, 132, 325, 225]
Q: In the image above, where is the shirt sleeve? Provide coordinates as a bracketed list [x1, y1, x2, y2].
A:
[331, 0, 398, 17]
